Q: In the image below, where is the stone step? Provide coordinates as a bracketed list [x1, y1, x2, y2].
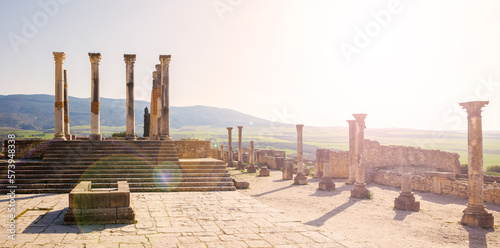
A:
[0, 164, 227, 171]
[43, 157, 180, 162]
[9, 172, 231, 178]
[14, 168, 229, 174]
[0, 181, 234, 189]
[0, 186, 236, 194]
[10, 177, 233, 184]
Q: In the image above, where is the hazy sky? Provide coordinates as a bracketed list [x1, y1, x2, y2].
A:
[1, 0, 499, 130]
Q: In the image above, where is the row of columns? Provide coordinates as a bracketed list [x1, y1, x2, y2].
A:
[54, 52, 172, 141]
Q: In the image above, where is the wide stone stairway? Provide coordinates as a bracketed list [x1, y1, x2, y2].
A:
[0, 140, 235, 193]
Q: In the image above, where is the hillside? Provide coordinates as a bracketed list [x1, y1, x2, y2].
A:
[0, 94, 277, 130]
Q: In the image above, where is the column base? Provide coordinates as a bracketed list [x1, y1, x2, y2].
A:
[461, 204, 494, 228]
[247, 164, 256, 173]
[345, 179, 355, 185]
[394, 192, 420, 211]
[53, 135, 67, 141]
[319, 177, 335, 191]
[227, 161, 235, 167]
[351, 183, 370, 199]
[236, 161, 245, 170]
[258, 166, 270, 177]
[125, 134, 137, 140]
[294, 172, 308, 185]
[314, 170, 323, 179]
[89, 134, 102, 140]
[159, 135, 172, 141]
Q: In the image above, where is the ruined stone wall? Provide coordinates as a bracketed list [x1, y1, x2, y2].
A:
[3, 139, 51, 159]
[330, 151, 350, 178]
[370, 169, 500, 205]
[174, 140, 211, 158]
[364, 140, 460, 173]
[256, 150, 286, 169]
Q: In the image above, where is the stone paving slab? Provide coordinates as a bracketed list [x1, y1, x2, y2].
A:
[0, 192, 365, 247]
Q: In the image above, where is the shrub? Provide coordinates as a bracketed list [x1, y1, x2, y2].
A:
[486, 165, 500, 174]
[111, 131, 126, 138]
[460, 164, 468, 174]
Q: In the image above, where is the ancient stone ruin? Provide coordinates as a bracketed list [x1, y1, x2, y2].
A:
[394, 173, 420, 211]
[63, 181, 135, 225]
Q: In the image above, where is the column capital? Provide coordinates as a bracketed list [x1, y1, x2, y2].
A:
[53, 52, 66, 63]
[459, 101, 489, 117]
[124, 54, 136, 64]
[227, 127, 233, 131]
[159, 55, 172, 65]
[237, 126, 243, 130]
[347, 119, 356, 126]
[89, 53, 102, 63]
[155, 64, 161, 71]
[296, 124, 304, 132]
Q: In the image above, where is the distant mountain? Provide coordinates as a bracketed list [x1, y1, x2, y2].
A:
[0, 94, 278, 130]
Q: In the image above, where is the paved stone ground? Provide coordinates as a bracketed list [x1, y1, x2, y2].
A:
[0, 192, 365, 248]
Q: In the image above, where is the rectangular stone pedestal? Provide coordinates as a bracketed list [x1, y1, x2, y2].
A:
[319, 177, 335, 191]
[350, 183, 370, 199]
[283, 161, 293, 180]
[394, 193, 420, 211]
[259, 166, 270, 177]
[461, 205, 494, 228]
[64, 181, 135, 225]
[247, 164, 256, 173]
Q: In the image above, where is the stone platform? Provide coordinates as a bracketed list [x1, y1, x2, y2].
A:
[0, 192, 350, 247]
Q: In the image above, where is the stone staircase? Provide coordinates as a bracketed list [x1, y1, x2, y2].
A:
[0, 140, 235, 193]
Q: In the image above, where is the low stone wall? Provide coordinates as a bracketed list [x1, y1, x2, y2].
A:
[315, 139, 461, 179]
[174, 140, 211, 159]
[364, 140, 460, 173]
[256, 149, 286, 169]
[3, 139, 51, 159]
[369, 169, 500, 205]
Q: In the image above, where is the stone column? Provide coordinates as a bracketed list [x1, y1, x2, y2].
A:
[236, 126, 244, 170]
[283, 160, 294, 180]
[294, 124, 307, 185]
[220, 144, 225, 161]
[459, 101, 493, 228]
[394, 173, 420, 211]
[247, 140, 256, 173]
[63, 69, 71, 140]
[319, 163, 335, 191]
[53, 52, 66, 140]
[159, 55, 171, 140]
[346, 120, 356, 184]
[124, 54, 137, 140]
[227, 127, 234, 167]
[351, 114, 369, 199]
[88, 53, 102, 140]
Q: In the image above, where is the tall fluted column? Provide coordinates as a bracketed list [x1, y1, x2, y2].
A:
[53, 52, 66, 140]
[227, 127, 234, 167]
[159, 55, 171, 140]
[350, 114, 369, 199]
[63, 69, 71, 140]
[124, 54, 137, 140]
[459, 101, 493, 228]
[89, 53, 102, 140]
[346, 120, 356, 184]
[236, 126, 244, 170]
[294, 124, 307, 185]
